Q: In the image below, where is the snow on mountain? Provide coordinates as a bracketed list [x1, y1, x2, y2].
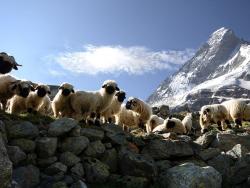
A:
[147, 27, 250, 111]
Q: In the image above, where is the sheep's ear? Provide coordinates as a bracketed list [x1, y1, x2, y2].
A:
[71, 89, 75, 93]
[115, 86, 120, 91]
[30, 86, 35, 91]
[47, 91, 51, 94]
[102, 84, 107, 88]
[115, 92, 120, 96]
[59, 86, 63, 90]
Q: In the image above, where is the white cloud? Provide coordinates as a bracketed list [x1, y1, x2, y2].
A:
[53, 45, 195, 75]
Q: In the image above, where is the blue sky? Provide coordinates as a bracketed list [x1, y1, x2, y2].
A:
[0, 0, 250, 100]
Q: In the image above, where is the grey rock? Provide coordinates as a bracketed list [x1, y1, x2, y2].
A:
[106, 132, 127, 145]
[226, 144, 249, 159]
[100, 148, 118, 173]
[198, 148, 221, 161]
[37, 156, 58, 167]
[10, 139, 36, 153]
[84, 140, 105, 158]
[195, 131, 217, 149]
[45, 162, 67, 175]
[70, 180, 88, 188]
[6, 121, 39, 139]
[70, 163, 85, 178]
[13, 165, 40, 188]
[83, 158, 110, 183]
[155, 160, 172, 173]
[48, 118, 78, 136]
[109, 174, 149, 188]
[104, 142, 112, 149]
[141, 139, 193, 160]
[61, 136, 89, 155]
[69, 125, 81, 137]
[63, 175, 74, 185]
[7, 146, 26, 166]
[211, 133, 250, 151]
[0, 133, 12, 188]
[51, 181, 68, 188]
[158, 163, 222, 188]
[118, 148, 157, 177]
[81, 128, 104, 141]
[36, 137, 57, 158]
[60, 152, 80, 167]
[23, 153, 37, 165]
[102, 123, 124, 134]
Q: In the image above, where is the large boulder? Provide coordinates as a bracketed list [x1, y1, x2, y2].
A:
[48, 118, 78, 136]
[83, 140, 105, 158]
[158, 163, 222, 188]
[13, 165, 40, 188]
[226, 144, 249, 159]
[10, 139, 36, 153]
[61, 136, 89, 155]
[0, 133, 12, 188]
[198, 148, 221, 161]
[60, 152, 80, 167]
[44, 162, 67, 176]
[195, 131, 217, 149]
[81, 128, 104, 141]
[36, 137, 57, 158]
[100, 148, 118, 173]
[6, 121, 39, 139]
[7, 146, 26, 166]
[141, 139, 193, 160]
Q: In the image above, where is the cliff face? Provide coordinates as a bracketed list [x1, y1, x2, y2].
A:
[147, 27, 250, 111]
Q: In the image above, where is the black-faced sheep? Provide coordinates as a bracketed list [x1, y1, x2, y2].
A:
[0, 74, 34, 110]
[8, 84, 51, 114]
[69, 80, 120, 124]
[199, 104, 230, 133]
[146, 115, 164, 133]
[101, 90, 126, 123]
[222, 99, 250, 128]
[152, 116, 186, 134]
[0, 52, 22, 74]
[125, 97, 152, 129]
[52, 82, 75, 118]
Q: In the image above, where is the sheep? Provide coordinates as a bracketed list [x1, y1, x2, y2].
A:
[69, 80, 120, 124]
[125, 97, 152, 129]
[101, 90, 126, 123]
[152, 116, 186, 135]
[116, 104, 140, 131]
[0, 52, 22, 74]
[8, 84, 51, 114]
[37, 95, 52, 115]
[199, 104, 230, 133]
[51, 82, 75, 118]
[146, 115, 164, 133]
[182, 113, 192, 134]
[0, 74, 34, 110]
[222, 99, 250, 128]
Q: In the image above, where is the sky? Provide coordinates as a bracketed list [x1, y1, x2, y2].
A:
[0, 0, 250, 100]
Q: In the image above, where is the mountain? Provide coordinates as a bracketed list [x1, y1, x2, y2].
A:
[147, 27, 250, 111]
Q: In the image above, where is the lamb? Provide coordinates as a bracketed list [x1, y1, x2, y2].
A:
[222, 99, 250, 128]
[125, 97, 152, 129]
[0, 74, 34, 110]
[0, 52, 22, 74]
[52, 82, 75, 118]
[101, 90, 126, 123]
[116, 104, 140, 131]
[69, 80, 120, 124]
[152, 116, 186, 134]
[199, 104, 230, 133]
[8, 84, 51, 114]
[182, 113, 192, 134]
[146, 115, 164, 133]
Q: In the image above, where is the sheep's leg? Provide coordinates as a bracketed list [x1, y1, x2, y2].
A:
[94, 113, 101, 126]
[217, 121, 223, 131]
[87, 112, 95, 125]
[1, 100, 7, 111]
[225, 119, 232, 129]
[235, 119, 242, 128]
[221, 120, 227, 131]
[108, 117, 112, 124]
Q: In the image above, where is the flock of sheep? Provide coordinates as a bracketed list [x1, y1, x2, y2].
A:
[0, 52, 250, 136]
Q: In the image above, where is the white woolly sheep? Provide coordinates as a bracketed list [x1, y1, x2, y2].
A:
[153, 116, 186, 134]
[0, 52, 22, 74]
[125, 97, 152, 129]
[199, 104, 230, 133]
[101, 90, 126, 123]
[116, 104, 140, 131]
[222, 99, 250, 128]
[52, 82, 75, 118]
[146, 115, 164, 133]
[38, 95, 52, 115]
[182, 113, 192, 134]
[69, 80, 120, 124]
[0, 74, 34, 110]
[8, 84, 51, 114]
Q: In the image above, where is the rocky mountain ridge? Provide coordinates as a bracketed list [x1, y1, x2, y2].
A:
[147, 27, 250, 112]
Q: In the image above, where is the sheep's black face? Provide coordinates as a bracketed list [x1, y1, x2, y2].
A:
[37, 88, 47, 97]
[117, 92, 126, 102]
[20, 87, 30, 98]
[62, 89, 71, 96]
[105, 85, 115, 94]
[0, 60, 12, 74]
[125, 100, 132, 109]
[166, 120, 175, 129]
